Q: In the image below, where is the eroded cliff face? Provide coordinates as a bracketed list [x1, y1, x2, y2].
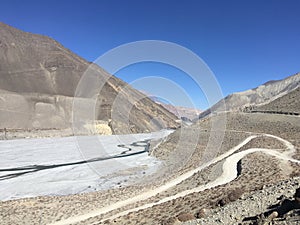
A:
[233, 72, 300, 108]
[0, 22, 179, 134]
[254, 87, 300, 113]
[200, 72, 300, 117]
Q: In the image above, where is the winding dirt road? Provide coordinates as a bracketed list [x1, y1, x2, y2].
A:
[50, 133, 300, 225]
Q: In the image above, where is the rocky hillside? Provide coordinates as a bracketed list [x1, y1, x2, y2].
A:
[0, 22, 178, 134]
[199, 72, 300, 118]
[155, 102, 202, 121]
[184, 177, 300, 225]
[252, 87, 300, 114]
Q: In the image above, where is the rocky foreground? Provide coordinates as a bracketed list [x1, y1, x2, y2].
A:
[182, 177, 300, 225]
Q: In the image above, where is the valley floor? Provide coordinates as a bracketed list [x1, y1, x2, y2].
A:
[0, 129, 172, 201]
[0, 112, 299, 225]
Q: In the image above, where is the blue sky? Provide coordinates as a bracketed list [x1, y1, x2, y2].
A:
[1, 0, 300, 109]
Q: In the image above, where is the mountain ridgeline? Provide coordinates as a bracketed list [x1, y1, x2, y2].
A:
[0, 22, 179, 134]
[199, 72, 300, 118]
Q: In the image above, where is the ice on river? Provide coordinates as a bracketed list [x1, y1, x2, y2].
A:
[0, 129, 173, 201]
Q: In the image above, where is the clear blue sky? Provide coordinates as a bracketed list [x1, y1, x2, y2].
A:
[1, 0, 300, 109]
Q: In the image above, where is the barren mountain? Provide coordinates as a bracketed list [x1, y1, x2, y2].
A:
[1, 22, 299, 225]
[146, 95, 202, 121]
[200, 72, 300, 118]
[155, 102, 202, 121]
[0, 22, 178, 134]
[252, 87, 300, 114]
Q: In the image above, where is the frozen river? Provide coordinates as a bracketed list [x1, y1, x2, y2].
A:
[0, 130, 173, 201]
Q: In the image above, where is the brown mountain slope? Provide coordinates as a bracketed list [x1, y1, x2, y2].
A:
[155, 102, 202, 121]
[0, 22, 178, 134]
[199, 72, 300, 118]
[163, 104, 201, 121]
[253, 87, 300, 114]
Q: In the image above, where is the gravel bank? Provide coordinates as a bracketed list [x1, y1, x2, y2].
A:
[184, 177, 300, 225]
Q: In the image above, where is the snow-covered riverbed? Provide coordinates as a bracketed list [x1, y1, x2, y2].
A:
[0, 129, 173, 201]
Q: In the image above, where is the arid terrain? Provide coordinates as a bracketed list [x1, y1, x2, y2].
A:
[0, 110, 299, 225]
[0, 23, 299, 225]
[0, 22, 179, 135]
